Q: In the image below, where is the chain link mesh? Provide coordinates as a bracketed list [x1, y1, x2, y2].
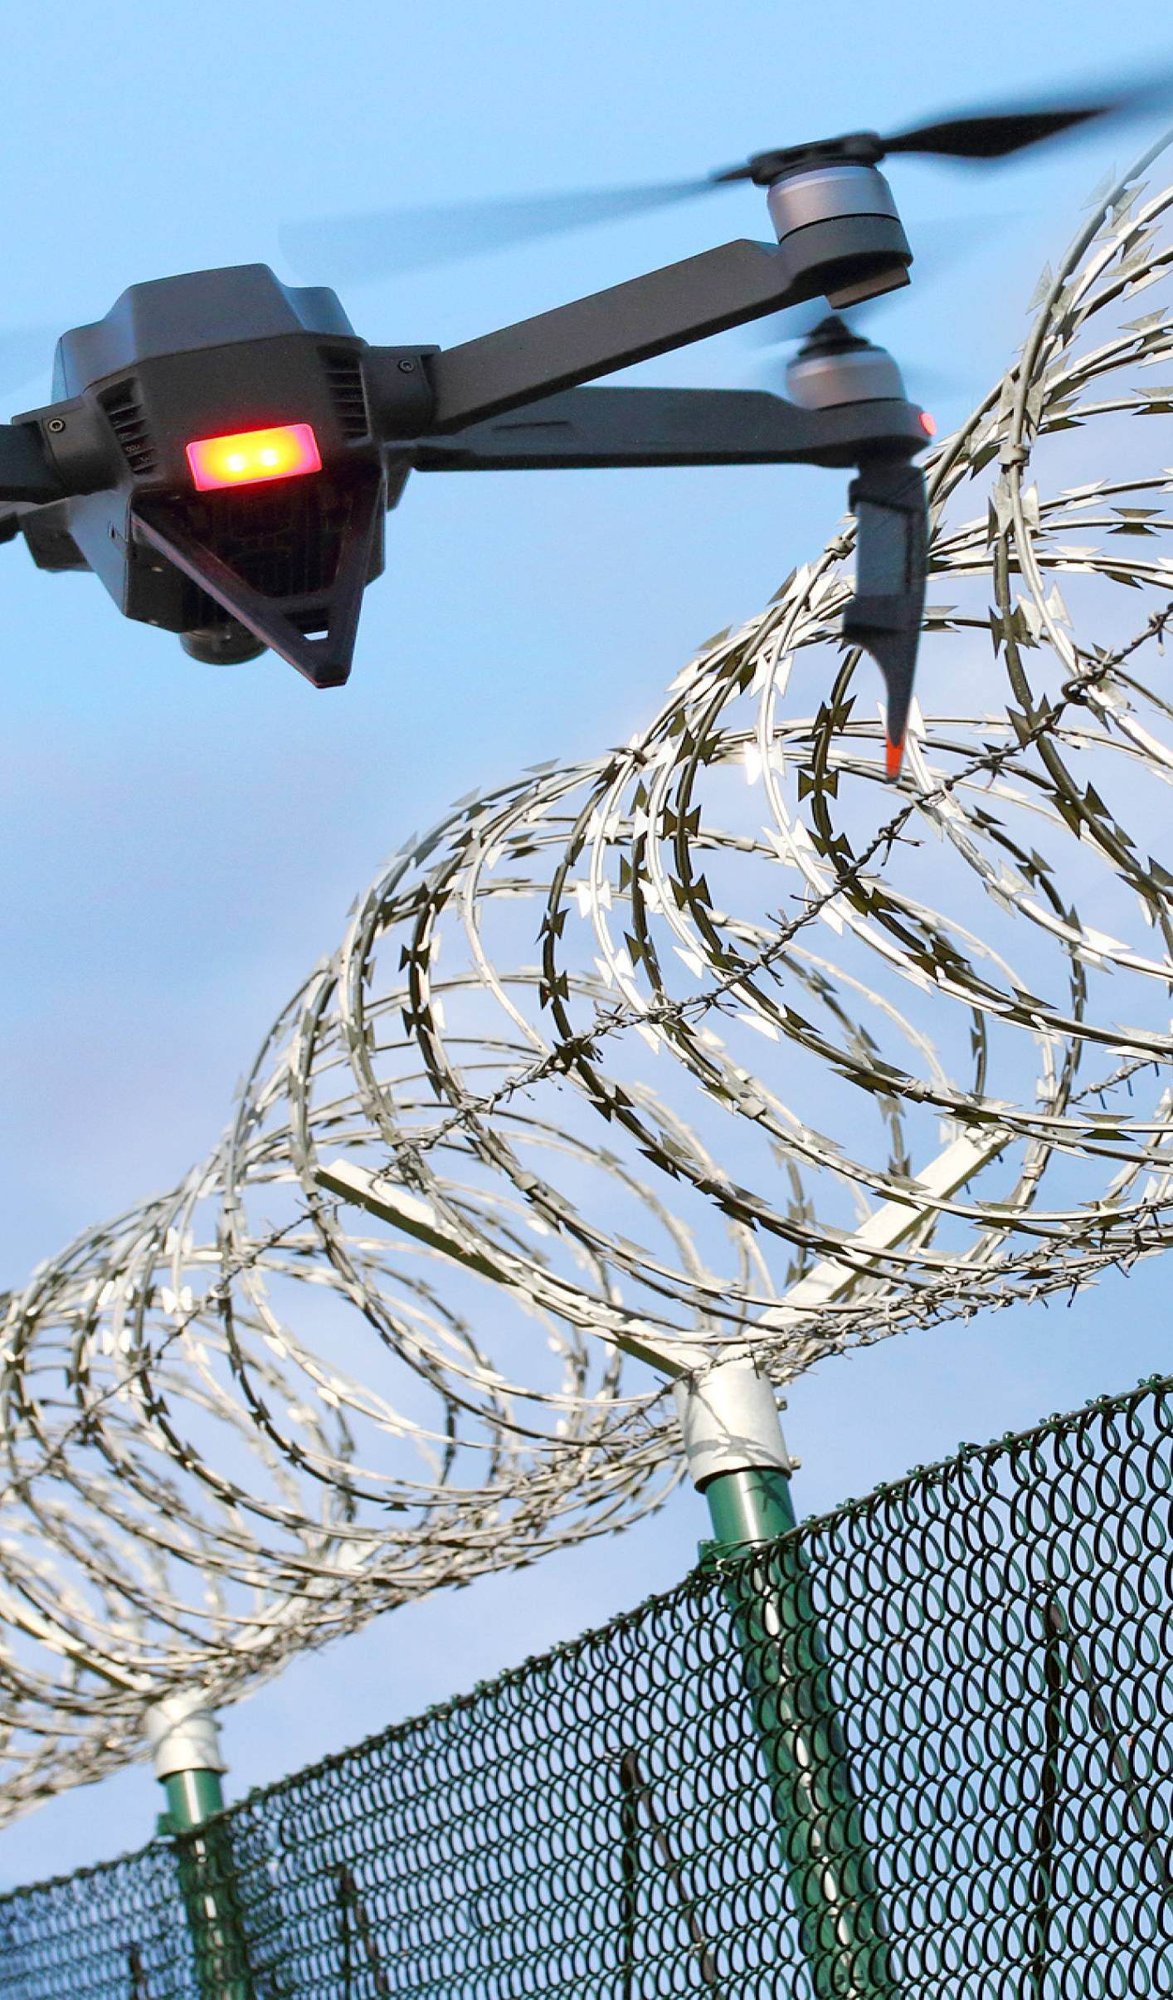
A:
[4, 1368, 1171, 1998]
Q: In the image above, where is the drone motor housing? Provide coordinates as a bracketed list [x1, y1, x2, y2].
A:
[765, 161, 912, 309]
[15, 265, 392, 686]
[785, 317, 909, 413]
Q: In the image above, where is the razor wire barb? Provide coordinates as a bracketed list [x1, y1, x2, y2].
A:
[5, 129, 1173, 1815]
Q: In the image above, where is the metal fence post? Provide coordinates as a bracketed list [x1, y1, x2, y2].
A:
[676, 1358, 900, 2000]
[147, 1694, 254, 2000]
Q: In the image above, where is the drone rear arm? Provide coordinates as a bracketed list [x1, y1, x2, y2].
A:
[416, 384, 929, 775]
[426, 241, 831, 433]
[413, 386, 927, 472]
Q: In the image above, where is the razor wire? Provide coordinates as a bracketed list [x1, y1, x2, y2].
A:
[3, 1369, 1173, 1999]
[4, 131, 1173, 1816]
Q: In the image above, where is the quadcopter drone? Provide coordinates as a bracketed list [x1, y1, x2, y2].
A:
[0, 77, 1161, 777]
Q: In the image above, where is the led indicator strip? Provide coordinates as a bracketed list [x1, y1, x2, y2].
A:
[186, 423, 322, 492]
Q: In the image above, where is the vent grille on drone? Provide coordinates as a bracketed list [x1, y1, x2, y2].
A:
[100, 381, 158, 476]
[179, 480, 355, 630]
[321, 349, 369, 439]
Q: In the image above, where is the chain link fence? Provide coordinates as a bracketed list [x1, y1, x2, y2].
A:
[3, 1370, 1172, 1998]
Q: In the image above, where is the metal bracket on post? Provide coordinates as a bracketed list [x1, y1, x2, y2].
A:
[148, 1692, 228, 1827]
[673, 1355, 794, 1493]
[147, 1693, 253, 2000]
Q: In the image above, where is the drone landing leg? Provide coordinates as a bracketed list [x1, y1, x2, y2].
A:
[842, 460, 928, 775]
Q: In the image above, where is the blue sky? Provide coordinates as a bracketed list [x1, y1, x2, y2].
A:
[3, 0, 1173, 1885]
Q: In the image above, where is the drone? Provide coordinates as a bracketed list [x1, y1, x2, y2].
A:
[0, 75, 1163, 777]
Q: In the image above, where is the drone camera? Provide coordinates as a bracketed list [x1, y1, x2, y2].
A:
[179, 620, 268, 666]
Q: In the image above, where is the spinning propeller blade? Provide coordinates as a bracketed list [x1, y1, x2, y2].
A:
[716, 59, 1173, 181]
[283, 57, 1172, 290]
[747, 317, 961, 407]
[280, 180, 719, 284]
[881, 67, 1173, 161]
[0, 328, 57, 398]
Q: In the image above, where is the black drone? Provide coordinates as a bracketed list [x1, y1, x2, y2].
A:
[0, 73, 1163, 777]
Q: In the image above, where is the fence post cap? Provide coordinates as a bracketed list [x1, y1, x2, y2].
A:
[145, 1691, 227, 1779]
[673, 1357, 793, 1487]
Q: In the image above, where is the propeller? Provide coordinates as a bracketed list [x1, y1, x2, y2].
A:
[748, 309, 961, 414]
[0, 328, 58, 401]
[716, 61, 1173, 183]
[736, 205, 995, 415]
[280, 181, 726, 283]
[281, 60, 1173, 286]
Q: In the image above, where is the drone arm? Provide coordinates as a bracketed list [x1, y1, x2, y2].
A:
[425, 241, 825, 433]
[0, 424, 65, 505]
[413, 386, 928, 471]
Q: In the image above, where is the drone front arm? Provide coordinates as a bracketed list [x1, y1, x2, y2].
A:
[413, 386, 928, 471]
[425, 241, 828, 434]
[0, 424, 64, 505]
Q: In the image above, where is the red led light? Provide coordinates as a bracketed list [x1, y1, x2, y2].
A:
[919, 410, 938, 438]
[186, 423, 322, 492]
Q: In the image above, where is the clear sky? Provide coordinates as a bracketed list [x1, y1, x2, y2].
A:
[2, 0, 1173, 1886]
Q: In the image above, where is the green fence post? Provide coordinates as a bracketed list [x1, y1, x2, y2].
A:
[676, 1359, 900, 2000]
[147, 1695, 255, 2000]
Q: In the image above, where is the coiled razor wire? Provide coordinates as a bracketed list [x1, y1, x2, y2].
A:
[4, 130, 1173, 1815]
[2, 1371, 1173, 1998]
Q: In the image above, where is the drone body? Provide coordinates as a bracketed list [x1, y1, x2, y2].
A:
[0, 158, 929, 765]
[2, 75, 1158, 772]
[10, 267, 393, 684]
